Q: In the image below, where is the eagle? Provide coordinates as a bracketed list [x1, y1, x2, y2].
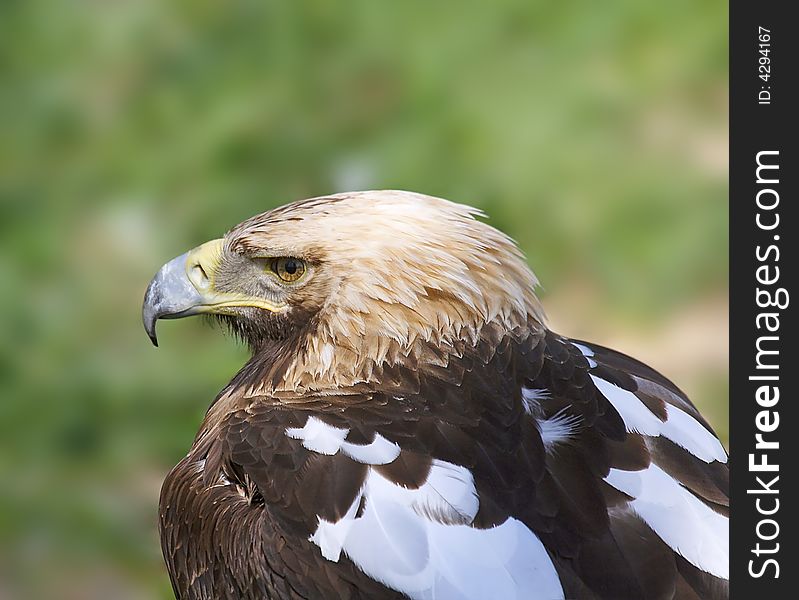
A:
[142, 190, 728, 600]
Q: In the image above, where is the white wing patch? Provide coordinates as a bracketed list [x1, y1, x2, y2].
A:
[291, 415, 565, 600]
[571, 342, 598, 368]
[286, 416, 401, 465]
[590, 375, 727, 464]
[589, 375, 663, 436]
[312, 463, 564, 600]
[574, 340, 729, 581]
[605, 465, 729, 579]
[310, 490, 362, 561]
[285, 416, 349, 455]
[660, 403, 728, 465]
[573, 341, 727, 465]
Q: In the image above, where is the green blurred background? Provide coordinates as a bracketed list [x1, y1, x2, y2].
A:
[1, 1, 727, 598]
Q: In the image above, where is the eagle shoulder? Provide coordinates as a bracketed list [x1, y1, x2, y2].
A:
[160, 330, 728, 600]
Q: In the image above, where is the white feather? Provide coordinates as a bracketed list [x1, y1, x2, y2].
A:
[285, 416, 349, 455]
[286, 416, 403, 465]
[538, 409, 581, 451]
[572, 342, 598, 368]
[341, 435, 402, 465]
[605, 464, 729, 579]
[660, 403, 728, 464]
[310, 492, 361, 561]
[590, 375, 662, 437]
[521, 387, 548, 416]
[309, 460, 564, 600]
[590, 375, 726, 463]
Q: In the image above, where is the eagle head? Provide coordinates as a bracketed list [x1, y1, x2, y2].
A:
[143, 190, 545, 394]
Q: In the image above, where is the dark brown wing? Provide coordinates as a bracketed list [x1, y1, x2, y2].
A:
[160, 330, 728, 599]
[538, 334, 729, 599]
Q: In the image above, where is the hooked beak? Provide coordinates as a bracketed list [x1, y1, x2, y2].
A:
[142, 238, 283, 346]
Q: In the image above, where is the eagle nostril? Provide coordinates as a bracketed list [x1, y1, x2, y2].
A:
[191, 263, 211, 290]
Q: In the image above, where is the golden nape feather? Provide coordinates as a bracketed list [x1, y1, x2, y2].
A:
[224, 190, 545, 394]
[143, 190, 728, 600]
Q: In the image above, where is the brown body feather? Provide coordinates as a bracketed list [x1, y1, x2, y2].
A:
[160, 330, 727, 599]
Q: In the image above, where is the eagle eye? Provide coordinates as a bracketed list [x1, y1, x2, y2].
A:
[270, 257, 306, 283]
